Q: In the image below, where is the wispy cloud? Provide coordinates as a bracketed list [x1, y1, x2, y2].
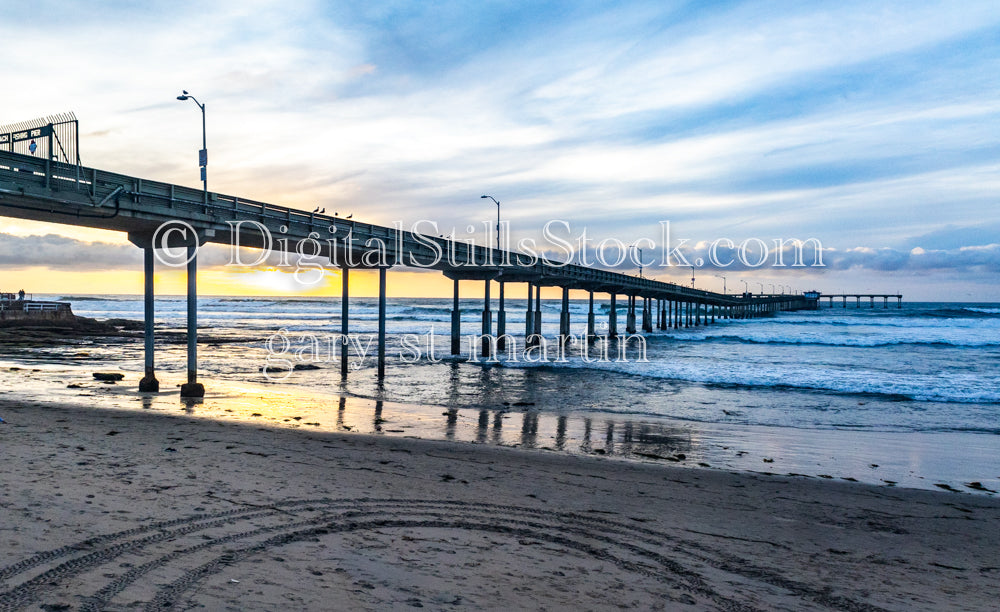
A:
[2, 0, 1000, 297]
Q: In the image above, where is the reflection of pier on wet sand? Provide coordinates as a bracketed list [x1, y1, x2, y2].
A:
[332, 393, 693, 461]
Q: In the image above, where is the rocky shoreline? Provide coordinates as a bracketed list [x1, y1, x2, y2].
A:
[0, 313, 143, 345]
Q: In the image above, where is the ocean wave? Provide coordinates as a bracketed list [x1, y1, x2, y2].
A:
[497, 355, 1000, 404]
[694, 334, 1000, 348]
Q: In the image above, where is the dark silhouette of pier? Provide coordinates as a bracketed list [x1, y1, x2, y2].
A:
[821, 294, 903, 309]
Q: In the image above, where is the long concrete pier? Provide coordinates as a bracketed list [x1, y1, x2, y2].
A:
[0, 149, 818, 395]
[822, 294, 903, 309]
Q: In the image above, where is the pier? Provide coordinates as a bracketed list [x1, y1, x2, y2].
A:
[1, 146, 817, 396]
[821, 294, 903, 309]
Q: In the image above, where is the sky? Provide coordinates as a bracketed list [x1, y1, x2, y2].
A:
[1, 0, 999, 300]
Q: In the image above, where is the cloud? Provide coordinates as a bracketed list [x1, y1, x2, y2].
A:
[0, 233, 139, 270]
[3, 1, 1000, 297]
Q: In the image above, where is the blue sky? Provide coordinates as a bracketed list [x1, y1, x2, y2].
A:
[2, 0, 999, 299]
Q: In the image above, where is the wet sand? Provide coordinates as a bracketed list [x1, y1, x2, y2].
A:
[3, 363, 998, 495]
[1, 397, 999, 611]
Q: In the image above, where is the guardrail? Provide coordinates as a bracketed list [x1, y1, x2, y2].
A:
[0, 299, 70, 312]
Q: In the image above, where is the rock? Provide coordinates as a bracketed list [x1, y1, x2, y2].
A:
[103, 318, 145, 330]
[965, 482, 995, 492]
[92, 372, 125, 381]
[293, 363, 321, 370]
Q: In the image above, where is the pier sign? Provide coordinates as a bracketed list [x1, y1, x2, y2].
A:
[11, 125, 52, 142]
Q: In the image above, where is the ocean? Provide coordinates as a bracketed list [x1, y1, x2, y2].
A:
[2, 295, 998, 494]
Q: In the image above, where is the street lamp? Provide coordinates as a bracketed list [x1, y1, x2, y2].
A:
[177, 91, 207, 204]
[629, 243, 644, 278]
[690, 266, 695, 288]
[757, 282, 764, 294]
[741, 279, 749, 295]
[481, 195, 500, 252]
[715, 274, 726, 294]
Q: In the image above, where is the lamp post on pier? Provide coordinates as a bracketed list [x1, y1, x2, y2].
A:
[629, 244, 644, 278]
[481, 195, 501, 252]
[715, 274, 726, 295]
[176, 91, 207, 205]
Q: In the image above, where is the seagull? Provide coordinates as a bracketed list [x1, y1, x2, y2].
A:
[346, 214, 353, 219]
[312, 206, 320, 213]
[320, 208, 325, 214]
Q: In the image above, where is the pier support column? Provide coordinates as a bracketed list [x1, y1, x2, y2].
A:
[342, 267, 351, 373]
[525, 283, 535, 346]
[482, 280, 493, 358]
[139, 245, 159, 392]
[695, 301, 701, 326]
[642, 297, 652, 332]
[497, 281, 507, 351]
[559, 286, 571, 348]
[609, 294, 618, 338]
[587, 291, 596, 344]
[534, 284, 542, 339]
[673, 300, 680, 329]
[378, 267, 387, 378]
[626, 295, 636, 334]
[450, 277, 460, 355]
[181, 244, 204, 398]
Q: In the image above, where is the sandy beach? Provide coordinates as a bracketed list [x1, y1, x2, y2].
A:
[1, 397, 998, 611]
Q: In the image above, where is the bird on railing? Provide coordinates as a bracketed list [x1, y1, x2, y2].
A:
[312, 206, 320, 213]
[346, 214, 353, 219]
